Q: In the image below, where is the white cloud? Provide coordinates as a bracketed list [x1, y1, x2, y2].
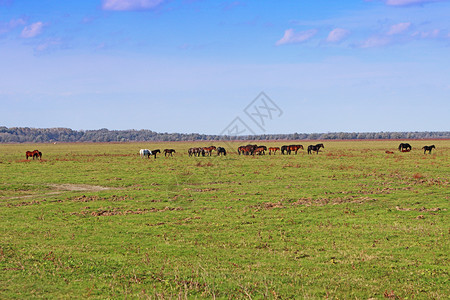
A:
[21, 22, 44, 38]
[411, 29, 440, 38]
[326, 28, 350, 42]
[276, 28, 317, 46]
[102, 0, 165, 11]
[387, 22, 411, 35]
[360, 36, 391, 48]
[385, 0, 444, 6]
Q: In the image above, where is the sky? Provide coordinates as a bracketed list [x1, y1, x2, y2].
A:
[1, 0, 449, 135]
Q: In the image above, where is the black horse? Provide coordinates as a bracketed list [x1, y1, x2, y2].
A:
[151, 149, 160, 158]
[307, 143, 324, 154]
[217, 147, 227, 156]
[422, 145, 435, 154]
[281, 145, 289, 155]
[164, 149, 176, 157]
[398, 143, 412, 152]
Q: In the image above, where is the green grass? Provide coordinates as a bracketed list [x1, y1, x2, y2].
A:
[0, 140, 448, 299]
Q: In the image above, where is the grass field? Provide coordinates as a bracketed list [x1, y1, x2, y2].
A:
[0, 140, 448, 299]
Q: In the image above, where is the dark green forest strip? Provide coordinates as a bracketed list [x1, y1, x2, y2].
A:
[1, 126, 449, 143]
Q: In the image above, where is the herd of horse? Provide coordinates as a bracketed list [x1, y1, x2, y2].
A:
[139, 149, 176, 158]
[188, 146, 227, 157]
[26, 143, 437, 161]
[398, 143, 436, 154]
[237, 144, 325, 155]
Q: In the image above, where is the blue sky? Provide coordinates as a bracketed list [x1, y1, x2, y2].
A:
[1, 0, 449, 135]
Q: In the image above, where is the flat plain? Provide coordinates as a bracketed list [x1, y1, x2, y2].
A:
[0, 140, 448, 299]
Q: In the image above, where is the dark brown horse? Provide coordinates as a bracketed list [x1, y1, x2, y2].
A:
[422, 145, 435, 154]
[164, 149, 176, 157]
[26, 150, 42, 160]
[217, 147, 227, 156]
[398, 143, 412, 152]
[151, 149, 160, 158]
[307, 144, 324, 154]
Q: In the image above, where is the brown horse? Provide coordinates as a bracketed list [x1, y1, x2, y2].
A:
[164, 149, 176, 157]
[203, 146, 216, 156]
[26, 150, 41, 160]
[254, 146, 267, 155]
[238, 144, 257, 155]
[268, 147, 280, 155]
[288, 144, 303, 154]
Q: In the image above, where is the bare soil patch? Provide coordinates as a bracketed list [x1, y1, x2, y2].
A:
[1, 184, 116, 201]
[48, 184, 113, 192]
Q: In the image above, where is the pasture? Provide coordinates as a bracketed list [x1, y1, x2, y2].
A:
[0, 140, 448, 299]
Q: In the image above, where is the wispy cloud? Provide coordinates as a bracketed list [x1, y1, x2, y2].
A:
[360, 36, 391, 48]
[222, 1, 244, 11]
[326, 28, 350, 42]
[387, 22, 411, 35]
[21, 21, 44, 38]
[0, 17, 27, 35]
[35, 38, 63, 53]
[411, 29, 440, 38]
[102, 0, 165, 11]
[276, 28, 317, 46]
[384, 0, 446, 6]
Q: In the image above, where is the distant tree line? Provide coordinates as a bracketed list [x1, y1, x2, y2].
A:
[0, 126, 448, 143]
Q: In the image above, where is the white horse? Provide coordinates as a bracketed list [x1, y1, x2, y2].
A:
[139, 149, 152, 158]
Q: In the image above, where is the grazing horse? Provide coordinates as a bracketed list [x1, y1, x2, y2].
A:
[268, 147, 280, 155]
[139, 149, 152, 158]
[33, 151, 42, 160]
[398, 143, 412, 152]
[281, 145, 289, 155]
[188, 147, 203, 157]
[164, 149, 176, 157]
[288, 144, 303, 154]
[203, 146, 216, 156]
[254, 146, 267, 155]
[422, 145, 435, 154]
[217, 147, 227, 156]
[151, 149, 161, 158]
[238, 144, 257, 155]
[238, 145, 252, 155]
[26, 150, 41, 160]
[26, 151, 34, 160]
[307, 143, 324, 154]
